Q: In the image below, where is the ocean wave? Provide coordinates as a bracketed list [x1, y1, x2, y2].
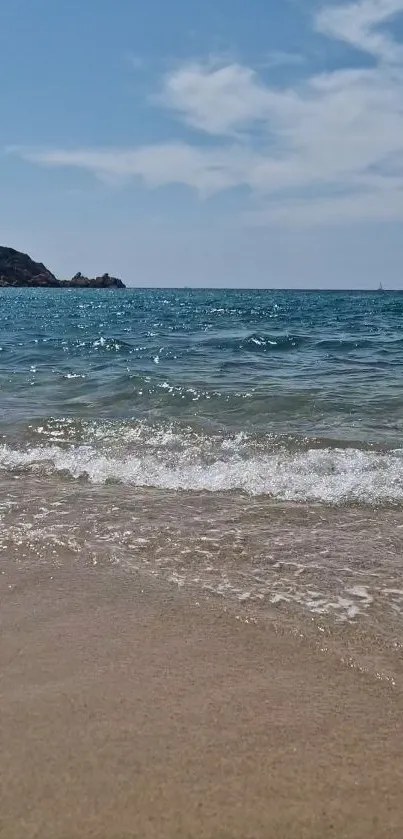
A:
[201, 333, 306, 353]
[1, 441, 403, 503]
[315, 337, 403, 353]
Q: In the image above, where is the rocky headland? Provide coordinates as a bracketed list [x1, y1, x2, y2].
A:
[0, 246, 126, 289]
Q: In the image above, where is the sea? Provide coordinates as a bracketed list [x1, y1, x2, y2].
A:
[1, 288, 403, 653]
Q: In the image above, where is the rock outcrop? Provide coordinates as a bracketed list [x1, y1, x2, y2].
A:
[0, 246, 126, 289]
[0, 246, 60, 287]
[65, 272, 126, 289]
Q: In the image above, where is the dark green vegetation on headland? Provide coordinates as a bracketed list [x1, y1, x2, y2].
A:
[0, 246, 126, 288]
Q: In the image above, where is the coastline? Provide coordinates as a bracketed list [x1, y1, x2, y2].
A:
[2, 561, 403, 839]
[0, 245, 126, 288]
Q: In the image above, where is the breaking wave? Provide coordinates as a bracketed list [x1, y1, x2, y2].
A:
[1, 434, 403, 503]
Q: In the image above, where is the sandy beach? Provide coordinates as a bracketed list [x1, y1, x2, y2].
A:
[1, 562, 403, 839]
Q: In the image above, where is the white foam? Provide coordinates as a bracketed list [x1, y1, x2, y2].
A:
[1, 441, 403, 503]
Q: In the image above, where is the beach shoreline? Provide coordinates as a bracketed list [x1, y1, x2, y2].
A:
[1, 561, 403, 839]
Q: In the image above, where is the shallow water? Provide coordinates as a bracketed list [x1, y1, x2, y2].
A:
[1, 288, 403, 634]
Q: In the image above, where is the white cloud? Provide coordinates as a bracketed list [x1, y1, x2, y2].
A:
[157, 62, 279, 135]
[12, 0, 403, 226]
[316, 0, 403, 61]
[17, 143, 259, 196]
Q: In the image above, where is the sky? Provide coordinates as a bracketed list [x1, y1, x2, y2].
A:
[2, 0, 403, 288]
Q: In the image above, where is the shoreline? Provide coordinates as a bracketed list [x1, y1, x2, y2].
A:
[1, 562, 403, 838]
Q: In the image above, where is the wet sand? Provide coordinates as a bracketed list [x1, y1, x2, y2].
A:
[1, 563, 403, 839]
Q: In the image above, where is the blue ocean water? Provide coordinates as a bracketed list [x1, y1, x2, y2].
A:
[2, 287, 403, 630]
[1, 287, 403, 503]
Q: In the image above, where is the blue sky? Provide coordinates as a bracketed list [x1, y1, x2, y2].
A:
[2, 0, 403, 287]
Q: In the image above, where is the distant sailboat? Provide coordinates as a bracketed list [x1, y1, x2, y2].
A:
[378, 282, 384, 292]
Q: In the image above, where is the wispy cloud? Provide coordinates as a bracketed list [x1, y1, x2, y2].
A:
[124, 52, 145, 71]
[316, 0, 403, 61]
[157, 62, 276, 135]
[17, 143, 258, 196]
[12, 0, 403, 226]
[244, 186, 403, 227]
